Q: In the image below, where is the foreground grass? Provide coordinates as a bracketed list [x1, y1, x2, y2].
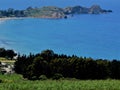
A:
[0, 74, 120, 90]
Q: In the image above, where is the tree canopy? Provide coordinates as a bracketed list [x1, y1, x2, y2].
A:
[0, 48, 17, 60]
[14, 49, 120, 80]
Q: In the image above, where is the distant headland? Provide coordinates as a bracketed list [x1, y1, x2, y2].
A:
[0, 5, 112, 19]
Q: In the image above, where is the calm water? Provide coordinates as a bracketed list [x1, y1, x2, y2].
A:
[0, 0, 120, 60]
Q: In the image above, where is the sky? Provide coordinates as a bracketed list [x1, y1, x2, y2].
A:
[0, 0, 116, 10]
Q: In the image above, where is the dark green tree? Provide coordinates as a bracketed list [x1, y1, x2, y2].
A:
[40, 49, 55, 62]
[23, 56, 49, 80]
[6, 49, 17, 60]
[14, 49, 120, 80]
[0, 48, 6, 57]
[110, 60, 120, 79]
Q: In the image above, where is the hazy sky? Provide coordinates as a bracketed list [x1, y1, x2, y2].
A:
[0, 0, 117, 10]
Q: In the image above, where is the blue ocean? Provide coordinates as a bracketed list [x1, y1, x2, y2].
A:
[0, 0, 120, 60]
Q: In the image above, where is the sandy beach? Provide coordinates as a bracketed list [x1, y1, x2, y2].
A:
[0, 17, 16, 21]
[0, 17, 29, 22]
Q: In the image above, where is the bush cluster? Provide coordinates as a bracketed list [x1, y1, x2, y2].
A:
[0, 48, 17, 60]
[14, 49, 120, 80]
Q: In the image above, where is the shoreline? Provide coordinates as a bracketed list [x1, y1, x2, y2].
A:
[0, 17, 18, 21]
[0, 17, 32, 22]
[0, 17, 65, 21]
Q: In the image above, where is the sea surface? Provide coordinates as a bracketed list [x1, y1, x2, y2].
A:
[0, 0, 120, 60]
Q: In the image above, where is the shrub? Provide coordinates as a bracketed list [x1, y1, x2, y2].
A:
[0, 79, 3, 83]
[39, 75, 47, 80]
[31, 76, 37, 80]
[52, 73, 63, 80]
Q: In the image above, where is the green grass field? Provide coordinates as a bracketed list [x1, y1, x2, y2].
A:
[0, 74, 120, 90]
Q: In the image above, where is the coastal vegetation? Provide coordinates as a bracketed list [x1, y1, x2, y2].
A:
[14, 49, 120, 80]
[0, 48, 17, 60]
[1, 49, 120, 89]
[0, 48, 120, 80]
[0, 5, 112, 19]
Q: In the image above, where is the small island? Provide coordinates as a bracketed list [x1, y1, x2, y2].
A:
[0, 5, 112, 19]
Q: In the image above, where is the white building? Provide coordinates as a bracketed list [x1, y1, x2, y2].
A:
[0, 62, 14, 74]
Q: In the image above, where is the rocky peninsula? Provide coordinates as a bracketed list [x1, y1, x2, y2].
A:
[0, 5, 112, 19]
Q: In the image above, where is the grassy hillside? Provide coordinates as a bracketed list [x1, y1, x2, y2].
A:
[0, 58, 15, 64]
[0, 5, 112, 19]
[0, 74, 120, 90]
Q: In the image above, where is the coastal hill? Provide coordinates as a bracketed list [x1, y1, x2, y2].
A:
[0, 5, 112, 19]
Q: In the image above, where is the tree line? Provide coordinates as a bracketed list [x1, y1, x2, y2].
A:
[14, 49, 120, 80]
[0, 48, 17, 60]
[0, 8, 25, 18]
[0, 7, 35, 18]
